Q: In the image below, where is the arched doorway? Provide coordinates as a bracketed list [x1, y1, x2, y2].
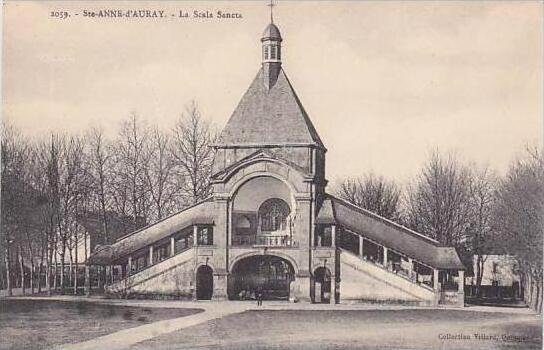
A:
[229, 255, 295, 301]
[313, 267, 332, 304]
[196, 265, 213, 300]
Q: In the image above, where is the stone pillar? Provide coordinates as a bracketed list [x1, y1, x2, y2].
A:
[433, 268, 441, 305]
[383, 247, 388, 267]
[331, 225, 336, 247]
[227, 200, 233, 246]
[408, 258, 413, 280]
[212, 271, 228, 300]
[359, 236, 364, 258]
[334, 276, 340, 304]
[458, 270, 465, 292]
[171, 236, 175, 256]
[149, 246, 154, 265]
[458, 270, 465, 307]
[193, 225, 198, 246]
[127, 256, 132, 276]
[291, 272, 311, 303]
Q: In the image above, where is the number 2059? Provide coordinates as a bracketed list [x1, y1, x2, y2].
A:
[50, 11, 69, 19]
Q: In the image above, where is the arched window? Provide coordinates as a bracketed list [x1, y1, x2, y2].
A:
[264, 46, 269, 60]
[236, 215, 251, 229]
[270, 45, 276, 60]
[258, 198, 290, 232]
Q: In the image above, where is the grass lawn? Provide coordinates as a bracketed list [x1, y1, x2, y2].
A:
[0, 299, 203, 350]
[130, 309, 542, 350]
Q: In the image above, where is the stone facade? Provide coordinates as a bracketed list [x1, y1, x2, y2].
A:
[91, 20, 465, 306]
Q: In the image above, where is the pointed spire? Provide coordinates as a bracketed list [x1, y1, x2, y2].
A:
[267, 0, 275, 24]
[261, 1, 282, 89]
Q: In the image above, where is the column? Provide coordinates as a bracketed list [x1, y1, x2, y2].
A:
[458, 270, 465, 293]
[292, 272, 311, 303]
[457, 270, 465, 307]
[433, 268, 441, 306]
[212, 272, 228, 300]
[193, 225, 198, 246]
[383, 247, 388, 268]
[170, 236, 176, 256]
[227, 201, 233, 246]
[331, 225, 336, 247]
[408, 258, 413, 280]
[149, 246, 154, 265]
[359, 236, 364, 258]
[333, 275, 340, 304]
[433, 269, 439, 290]
[127, 256, 132, 276]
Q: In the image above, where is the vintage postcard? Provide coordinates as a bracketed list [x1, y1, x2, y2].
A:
[1, 1, 542, 349]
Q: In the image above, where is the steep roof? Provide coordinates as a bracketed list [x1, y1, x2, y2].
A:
[216, 67, 325, 149]
[317, 195, 465, 270]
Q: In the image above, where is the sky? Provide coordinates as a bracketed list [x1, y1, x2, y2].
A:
[3, 1, 543, 184]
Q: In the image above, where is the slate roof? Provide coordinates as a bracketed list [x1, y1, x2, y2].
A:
[317, 195, 465, 270]
[262, 23, 282, 41]
[215, 68, 325, 149]
[88, 200, 216, 265]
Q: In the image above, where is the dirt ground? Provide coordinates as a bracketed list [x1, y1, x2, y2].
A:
[129, 309, 542, 350]
[0, 299, 203, 350]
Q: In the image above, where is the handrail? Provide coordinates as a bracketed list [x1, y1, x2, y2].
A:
[340, 248, 435, 292]
[111, 245, 194, 285]
[108, 247, 196, 293]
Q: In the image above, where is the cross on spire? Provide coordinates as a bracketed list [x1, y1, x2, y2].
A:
[267, 0, 275, 23]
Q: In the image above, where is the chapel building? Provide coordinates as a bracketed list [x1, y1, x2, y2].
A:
[89, 20, 465, 306]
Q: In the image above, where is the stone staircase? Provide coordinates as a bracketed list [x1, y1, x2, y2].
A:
[106, 247, 196, 298]
[339, 249, 437, 305]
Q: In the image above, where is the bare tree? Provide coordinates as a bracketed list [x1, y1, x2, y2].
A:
[334, 173, 402, 222]
[1, 124, 31, 295]
[87, 127, 112, 244]
[111, 114, 150, 226]
[405, 151, 472, 246]
[171, 101, 216, 205]
[493, 147, 543, 312]
[144, 128, 180, 221]
[465, 166, 497, 296]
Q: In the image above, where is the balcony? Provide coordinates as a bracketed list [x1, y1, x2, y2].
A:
[232, 233, 297, 248]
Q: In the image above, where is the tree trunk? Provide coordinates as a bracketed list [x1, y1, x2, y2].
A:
[84, 265, 90, 296]
[46, 243, 53, 296]
[535, 280, 542, 314]
[37, 261, 43, 294]
[53, 246, 58, 291]
[475, 255, 483, 297]
[18, 245, 25, 295]
[74, 234, 78, 295]
[29, 263, 35, 294]
[59, 245, 65, 295]
[4, 244, 12, 296]
[68, 253, 73, 294]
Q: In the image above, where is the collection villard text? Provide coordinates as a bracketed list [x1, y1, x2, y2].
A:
[50, 9, 243, 20]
